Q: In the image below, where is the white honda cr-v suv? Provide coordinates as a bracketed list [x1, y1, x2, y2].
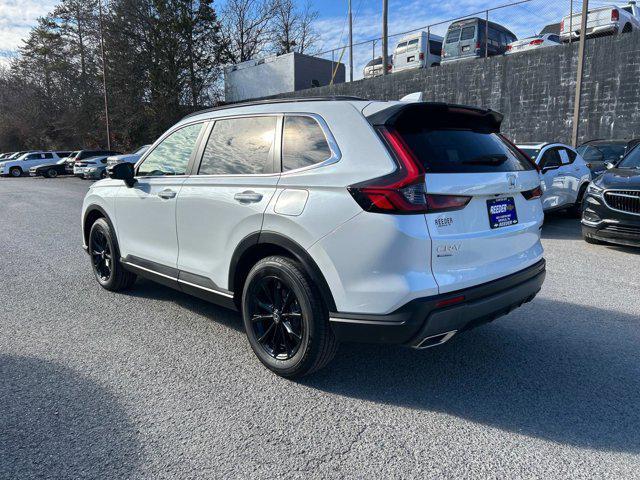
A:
[82, 97, 546, 378]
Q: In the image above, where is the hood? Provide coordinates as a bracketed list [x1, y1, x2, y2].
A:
[595, 168, 640, 189]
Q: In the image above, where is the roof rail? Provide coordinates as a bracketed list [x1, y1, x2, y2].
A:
[182, 96, 368, 120]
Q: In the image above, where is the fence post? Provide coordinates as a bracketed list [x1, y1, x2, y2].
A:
[485, 10, 489, 59]
[427, 26, 431, 67]
[571, 0, 589, 147]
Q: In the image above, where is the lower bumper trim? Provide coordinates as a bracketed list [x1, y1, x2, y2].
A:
[329, 259, 546, 346]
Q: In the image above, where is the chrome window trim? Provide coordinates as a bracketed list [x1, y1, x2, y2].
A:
[602, 189, 640, 217]
[280, 112, 342, 175]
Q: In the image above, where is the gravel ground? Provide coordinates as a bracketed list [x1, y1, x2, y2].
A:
[1, 176, 639, 480]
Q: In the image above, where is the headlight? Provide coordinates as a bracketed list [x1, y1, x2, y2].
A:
[586, 183, 604, 197]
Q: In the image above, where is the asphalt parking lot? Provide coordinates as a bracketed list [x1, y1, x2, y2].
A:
[1, 176, 639, 479]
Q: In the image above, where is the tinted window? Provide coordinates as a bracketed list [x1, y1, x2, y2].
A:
[540, 148, 562, 169]
[549, 35, 560, 43]
[429, 40, 442, 55]
[618, 146, 640, 168]
[460, 26, 476, 40]
[446, 29, 461, 43]
[396, 42, 407, 53]
[407, 39, 419, 51]
[398, 129, 534, 173]
[282, 116, 332, 171]
[199, 116, 277, 175]
[44, 153, 53, 159]
[577, 145, 604, 162]
[138, 123, 203, 176]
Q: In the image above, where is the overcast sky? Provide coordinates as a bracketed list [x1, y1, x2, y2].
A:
[0, 0, 576, 73]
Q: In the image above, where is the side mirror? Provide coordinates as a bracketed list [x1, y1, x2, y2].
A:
[604, 161, 615, 170]
[108, 162, 136, 187]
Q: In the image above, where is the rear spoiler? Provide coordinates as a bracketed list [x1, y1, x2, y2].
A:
[365, 102, 503, 134]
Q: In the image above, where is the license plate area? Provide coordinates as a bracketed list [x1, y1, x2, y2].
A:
[487, 197, 518, 229]
[461, 45, 470, 52]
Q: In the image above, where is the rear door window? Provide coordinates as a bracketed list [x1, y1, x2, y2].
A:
[460, 26, 476, 40]
[446, 29, 461, 43]
[396, 42, 407, 54]
[540, 148, 562, 169]
[199, 116, 277, 175]
[282, 116, 332, 171]
[407, 39, 419, 51]
[429, 40, 442, 55]
[397, 129, 535, 173]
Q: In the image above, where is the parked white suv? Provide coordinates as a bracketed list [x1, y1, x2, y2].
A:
[517, 142, 591, 214]
[81, 98, 546, 378]
[0, 151, 60, 177]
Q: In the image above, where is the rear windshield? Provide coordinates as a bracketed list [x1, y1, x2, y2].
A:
[460, 26, 476, 40]
[446, 29, 461, 43]
[398, 129, 535, 173]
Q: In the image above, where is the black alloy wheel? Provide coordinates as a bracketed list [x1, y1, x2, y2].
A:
[248, 275, 304, 360]
[242, 256, 338, 378]
[90, 227, 112, 282]
[47, 168, 58, 178]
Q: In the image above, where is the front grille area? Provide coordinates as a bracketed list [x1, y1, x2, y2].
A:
[604, 190, 640, 215]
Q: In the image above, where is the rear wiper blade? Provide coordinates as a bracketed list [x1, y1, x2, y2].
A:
[462, 154, 508, 165]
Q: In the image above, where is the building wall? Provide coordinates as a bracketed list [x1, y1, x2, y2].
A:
[270, 33, 640, 144]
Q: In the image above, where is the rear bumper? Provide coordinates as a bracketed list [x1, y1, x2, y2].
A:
[329, 259, 546, 347]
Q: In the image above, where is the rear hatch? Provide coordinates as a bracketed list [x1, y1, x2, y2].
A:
[443, 21, 479, 61]
[364, 102, 544, 293]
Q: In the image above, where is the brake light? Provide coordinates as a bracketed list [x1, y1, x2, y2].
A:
[529, 39, 544, 46]
[475, 41, 481, 50]
[522, 186, 543, 200]
[347, 128, 471, 214]
[560, 19, 564, 31]
[506, 45, 512, 51]
[419, 52, 424, 60]
[611, 9, 619, 21]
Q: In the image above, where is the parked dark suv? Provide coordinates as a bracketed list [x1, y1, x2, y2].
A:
[65, 150, 121, 173]
[577, 139, 640, 176]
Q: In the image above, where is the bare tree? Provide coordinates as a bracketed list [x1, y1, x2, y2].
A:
[272, 0, 319, 55]
[222, 0, 278, 63]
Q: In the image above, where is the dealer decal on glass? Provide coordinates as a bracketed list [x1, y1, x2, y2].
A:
[487, 197, 518, 229]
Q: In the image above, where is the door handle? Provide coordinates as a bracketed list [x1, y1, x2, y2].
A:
[158, 189, 177, 199]
[234, 191, 263, 203]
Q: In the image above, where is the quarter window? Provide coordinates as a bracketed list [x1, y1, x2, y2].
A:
[282, 116, 332, 171]
[199, 116, 277, 175]
[540, 148, 562, 169]
[460, 26, 476, 40]
[138, 123, 203, 176]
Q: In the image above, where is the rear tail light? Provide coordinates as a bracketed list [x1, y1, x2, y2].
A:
[529, 39, 544, 46]
[506, 45, 512, 51]
[387, 64, 392, 71]
[560, 19, 565, 32]
[475, 42, 481, 50]
[419, 52, 424, 60]
[347, 127, 471, 214]
[611, 9, 619, 21]
[522, 186, 543, 200]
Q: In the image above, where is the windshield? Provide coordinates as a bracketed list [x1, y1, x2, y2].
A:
[618, 146, 640, 169]
[578, 143, 626, 163]
[134, 145, 149, 155]
[56, 159, 67, 165]
[519, 147, 542, 162]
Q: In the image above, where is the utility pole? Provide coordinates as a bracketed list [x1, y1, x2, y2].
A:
[348, 0, 353, 82]
[382, 0, 389, 75]
[98, 0, 111, 150]
[571, 0, 589, 147]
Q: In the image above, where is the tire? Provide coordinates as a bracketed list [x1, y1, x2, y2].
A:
[242, 256, 338, 378]
[47, 168, 58, 178]
[569, 184, 588, 217]
[88, 218, 137, 291]
[9, 167, 22, 177]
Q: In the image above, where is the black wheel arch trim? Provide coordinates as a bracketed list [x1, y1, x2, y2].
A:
[229, 231, 337, 312]
[83, 205, 119, 252]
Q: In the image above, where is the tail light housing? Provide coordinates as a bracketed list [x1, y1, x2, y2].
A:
[506, 45, 512, 51]
[475, 41, 481, 51]
[522, 186, 543, 200]
[419, 52, 424, 60]
[611, 9, 619, 21]
[347, 127, 471, 214]
[560, 19, 565, 32]
[529, 39, 544, 46]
